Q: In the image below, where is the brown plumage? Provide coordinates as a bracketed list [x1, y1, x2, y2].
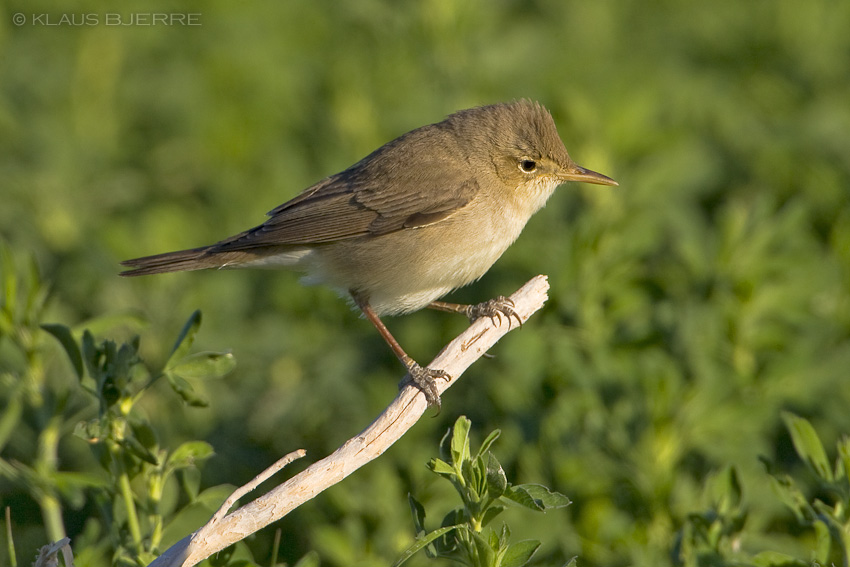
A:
[122, 100, 617, 406]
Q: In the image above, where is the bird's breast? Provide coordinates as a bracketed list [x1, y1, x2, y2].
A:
[307, 195, 534, 315]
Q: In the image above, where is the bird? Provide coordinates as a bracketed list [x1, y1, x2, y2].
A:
[121, 100, 617, 408]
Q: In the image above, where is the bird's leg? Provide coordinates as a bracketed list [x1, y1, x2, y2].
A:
[352, 292, 449, 409]
[428, 296, 523, 328]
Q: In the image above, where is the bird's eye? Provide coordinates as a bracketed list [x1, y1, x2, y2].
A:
[519, 159, 537, 173]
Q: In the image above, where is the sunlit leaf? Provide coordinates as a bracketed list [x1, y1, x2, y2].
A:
[427, 458, 456, 478]
[166, 310, 202, 369]
[782, 412, 833, 482]
[501, 540, 541, 567]
[450, 415, 471, 468]
[486, 453, 507, 498]
[480, 504, 506, 528]
[165, 372, 209, 408]
[477, 428, 501, 459]
[167, 351, 235, 379]
[471, 530, 495, 565]
[168, 441, 215, 470]
[504, 484, 571, 511]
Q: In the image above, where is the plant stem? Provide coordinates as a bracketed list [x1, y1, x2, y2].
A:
[36, 416, 66, 542]
[118, 470, 143, 548]
[5, 507, 18, 567]
[38, 493, 66, 544]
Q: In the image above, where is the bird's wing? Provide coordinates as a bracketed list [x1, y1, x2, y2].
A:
[213, 163, 479, 251]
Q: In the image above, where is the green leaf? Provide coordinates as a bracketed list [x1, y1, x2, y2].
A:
[489, 526, 502, 551]
[161, 485, 235, 547]
[519, 484, 572, 510]
[391, 524, 464, 567]
[768, 474, 814, 523]
[130, 419, 158, 452]
[813, 519, 831, 565]
[480, 504, 506, 528]
[81, 330, 100, 381]
[195, 484, 236, 511]
[812, 499, 842, 527]
[165, 372, 209, 407]
[451, 415, 472, 468]
[439, 426, 453, 463]
[477, 429, 501, 459]
[41, 323, 84, 379]
[471, 530, 496, 566]
[167, 351, 235, 379]
[181, 467, 202, 500]
[121, 436, 159, 465]
[501, 540, 541, 567]
[462, 459, 480, 498]
[504, 484, 571, 511]
[709, 465, 743, 513]
[434, 509, 464, 556]
[408, 494, 427, 536]
[167, 441, 215, 470]
[504, 485, 544, 511]
[782, 412, 833, 482]
[486, 453, 507, 498]
[166, 310, 202, 368]
[428, 458, 456, 478]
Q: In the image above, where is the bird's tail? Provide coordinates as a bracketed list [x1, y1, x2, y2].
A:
[120, 246, 225, 277]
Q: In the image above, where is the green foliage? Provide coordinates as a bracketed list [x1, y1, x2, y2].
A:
[2, 1, 850, 566]
[399, 417, 570, 567]
[0, 246, 237, 566]
[674, 414, 850, 567]
[761, 414, 850, 567]
[57, 310, 233, 566]
[674, 466, 748, 567]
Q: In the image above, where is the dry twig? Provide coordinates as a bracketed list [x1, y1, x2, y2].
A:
[149, 275, 550, 567]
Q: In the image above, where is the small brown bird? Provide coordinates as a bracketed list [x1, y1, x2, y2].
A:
[121, 100, 617, 407]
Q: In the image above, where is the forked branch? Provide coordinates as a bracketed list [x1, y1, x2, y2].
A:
[149, 275, 550, 567]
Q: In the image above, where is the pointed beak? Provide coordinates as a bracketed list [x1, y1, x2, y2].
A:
[560, 164, 618, 186]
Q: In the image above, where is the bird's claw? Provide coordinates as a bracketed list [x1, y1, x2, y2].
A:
[466, 296, 523, 328]
[401, 362, 450, 411]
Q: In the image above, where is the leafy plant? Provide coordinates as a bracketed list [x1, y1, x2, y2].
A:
[0, 242, 101, 545]
[759, 413, 850, 567]
[0, 244, 239, 566]
[675, 413, 850, 567]
[398, 416, 571, 567]
[45, 310, 235, 565]
[673, 466, 747, 567]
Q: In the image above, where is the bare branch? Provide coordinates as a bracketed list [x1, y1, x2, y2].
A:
[209, 450, 307, 525]
[33, 537, 73, 567]
[148, 275, 550, 567]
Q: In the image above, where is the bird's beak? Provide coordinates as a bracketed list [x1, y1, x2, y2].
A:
[560, 164, 618, 186]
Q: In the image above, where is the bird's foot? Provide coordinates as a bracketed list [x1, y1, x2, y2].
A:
[401, 360, 450, 411]
[467, 296, 523, 328]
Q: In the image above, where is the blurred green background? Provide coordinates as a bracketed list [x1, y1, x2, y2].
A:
[2, 0, 850, 565]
